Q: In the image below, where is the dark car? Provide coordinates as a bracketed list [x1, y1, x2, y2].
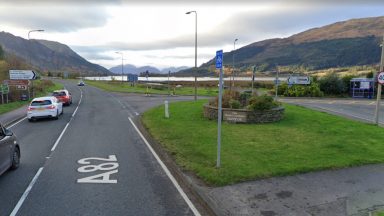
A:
[78, 81, 85, 86]
[0, 123, 20, 176]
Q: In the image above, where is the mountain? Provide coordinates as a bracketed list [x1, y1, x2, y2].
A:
[109, 64, 160, 74]
[160, 66, 190, 73]
[192, 16, 384, 74]
[109, 65, 189, 74]
[0, 31, 111, 76]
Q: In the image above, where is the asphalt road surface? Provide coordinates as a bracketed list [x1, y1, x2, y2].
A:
[0, 80, 201, 216]
[280, 98, 384, 125]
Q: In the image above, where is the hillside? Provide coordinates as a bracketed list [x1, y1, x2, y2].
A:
[0, 31, 111, 76]
[192, 16, 384, 75]
[109, 64, 189, 74]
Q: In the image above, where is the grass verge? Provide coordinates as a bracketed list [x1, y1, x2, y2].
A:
[0, 80, 63, 115]
[84, 80, 218, 96]
[142, 100, 384, 186]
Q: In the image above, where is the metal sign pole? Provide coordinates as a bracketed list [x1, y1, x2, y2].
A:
[252, 66, 256, 95]
[216, 50, 223, 168]
[374, 36, 384, 125]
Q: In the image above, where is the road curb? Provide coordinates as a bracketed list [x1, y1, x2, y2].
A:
[135, 117, 217, 216]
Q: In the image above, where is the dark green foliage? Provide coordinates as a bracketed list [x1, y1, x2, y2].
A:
[318, 73, 346, 95]
[0, 45, 4, 60]
[248, 95, 280, 111]
[279, 82, 323, 97]
[341, 74, 358, 94]
[366, 71, 374, 78]
[229, 99, 241, 109]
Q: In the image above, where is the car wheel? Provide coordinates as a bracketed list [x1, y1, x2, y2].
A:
[54, 110, 59, 120]
[10, 147, 20, 170]
[28, 118, 32, 122]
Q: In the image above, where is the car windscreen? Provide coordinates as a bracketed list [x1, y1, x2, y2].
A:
[53, 91, 66, 96]
[31, 100, 52, 106]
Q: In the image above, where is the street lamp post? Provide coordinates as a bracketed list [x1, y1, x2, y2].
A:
[186, 10, 197, 101]
[28, 29, 44, 99]
[115, 52, 124, 83]
[231, 38, 238, 91]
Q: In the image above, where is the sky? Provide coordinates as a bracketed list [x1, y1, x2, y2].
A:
[1, 0, 384, 70]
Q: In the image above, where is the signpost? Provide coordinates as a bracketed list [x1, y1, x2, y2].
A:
[216, 50, 223, 168]
[251, 66, 256, 94]
[287, 76, 311, 85]
[9, 70, 37, 80]
[374, 35, 384, 125]
[0, 84, 9, 104]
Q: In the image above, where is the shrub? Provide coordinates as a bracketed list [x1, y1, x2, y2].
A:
[248, 95, 280, 111]
[318, 72, 345, 95]
[229, 99, 241, 109]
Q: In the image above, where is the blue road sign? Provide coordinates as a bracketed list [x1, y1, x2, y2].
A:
[216, 50, 223, 69]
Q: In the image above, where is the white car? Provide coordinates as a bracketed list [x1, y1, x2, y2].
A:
[27, 96, 63, 122]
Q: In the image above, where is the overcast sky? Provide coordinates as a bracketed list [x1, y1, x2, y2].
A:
[1, 0, 384, 70]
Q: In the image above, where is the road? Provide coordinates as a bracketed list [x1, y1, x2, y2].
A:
[0, 80, 201, 216]
[280, 97, 384, 125]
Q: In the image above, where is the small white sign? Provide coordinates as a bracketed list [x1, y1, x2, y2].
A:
[378, 72, 384, 85]
[287, 76, 310, 85]
[9, 70, 36, 80]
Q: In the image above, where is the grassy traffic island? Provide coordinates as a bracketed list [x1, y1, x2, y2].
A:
[142, 100, 384, 186]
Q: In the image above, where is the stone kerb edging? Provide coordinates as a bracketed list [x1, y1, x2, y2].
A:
[203, 104, 284, 123]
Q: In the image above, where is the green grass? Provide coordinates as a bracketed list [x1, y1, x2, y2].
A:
[84, 80, 218, 96]
[0, 81, 63, 115]
[142, 100, 384, 186]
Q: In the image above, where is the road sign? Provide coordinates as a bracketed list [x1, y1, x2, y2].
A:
[287, 76, 311, 85]
[16, 85, 28, 90]
[378, 72, 384, 84]
[9, 70, 37, 80]
[0, 84, 9, 94]
[216, 50, 223, 69]
[3, 79, 30, 86]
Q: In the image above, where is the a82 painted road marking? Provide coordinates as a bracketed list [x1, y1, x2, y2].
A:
[77, 155, 119, 184]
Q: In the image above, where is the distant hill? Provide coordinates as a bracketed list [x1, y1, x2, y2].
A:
[184, 16, 384, 75]
[109, 64, 189, 74]
[0, 31, 111, 76]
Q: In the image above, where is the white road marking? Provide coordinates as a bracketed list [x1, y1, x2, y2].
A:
[128, 117, 201, 216]
[8, 116, 27, 129]
[51, 88, 83, 151]
[10, 167, 44, 216]
[51, 122, 70, 151]
[135, 112, 139, 116]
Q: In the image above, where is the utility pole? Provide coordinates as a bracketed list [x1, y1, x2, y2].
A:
[374, 35, 384, 125]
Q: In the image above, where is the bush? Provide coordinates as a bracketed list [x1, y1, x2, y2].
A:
[278, 82, 323, 97]
[318, 72, 345, 95]
[229, 99, 241, 109]
[248, 95, 280, 111]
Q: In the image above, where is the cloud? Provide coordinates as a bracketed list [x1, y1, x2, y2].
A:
[0, 5, 111, 32]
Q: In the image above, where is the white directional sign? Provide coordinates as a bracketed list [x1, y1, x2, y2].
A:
[378, 72, 384, 84]
[287, 76, 310, 85]
[9, 70, 37, 80]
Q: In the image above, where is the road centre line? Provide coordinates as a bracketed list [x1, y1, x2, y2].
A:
[51, 88, 83, 151]
[128, 117, 201, 216]
[10, 167, 44, 216]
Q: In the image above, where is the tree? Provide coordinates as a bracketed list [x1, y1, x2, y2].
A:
[318, 73, 346, 95]
[0, 45, 4, 60]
